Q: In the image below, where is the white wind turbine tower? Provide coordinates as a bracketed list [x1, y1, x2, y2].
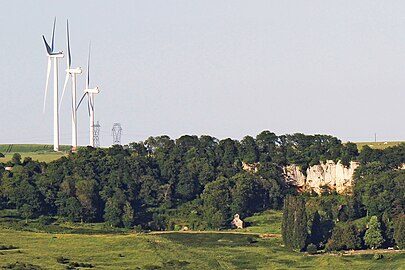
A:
[42, 18, 64, 151]
[77, 43, 100, 147]
[60, 20, 82, 152]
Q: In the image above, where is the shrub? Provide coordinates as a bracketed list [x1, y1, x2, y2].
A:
[38, 215, 53, 226]
[373, 253, 383, 260]
[325, 239, 342, 252]
[56, 256, 69, 264]
[306, 243, 318, 254]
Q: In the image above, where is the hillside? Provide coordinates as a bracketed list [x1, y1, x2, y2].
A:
[0, 210, 404, 269]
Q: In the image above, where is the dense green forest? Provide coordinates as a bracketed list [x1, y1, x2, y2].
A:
[0, 131, 404, 252]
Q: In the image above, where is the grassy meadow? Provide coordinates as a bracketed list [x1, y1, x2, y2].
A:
[0, 210, 404, 270]
[0, 144, 69, 163]
[355, 141, 405, 151]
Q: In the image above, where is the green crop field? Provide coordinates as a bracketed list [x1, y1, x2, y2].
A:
[0, 144, 70, 163]
[0, 210, 404, 270]
[355, 141, 405, 151]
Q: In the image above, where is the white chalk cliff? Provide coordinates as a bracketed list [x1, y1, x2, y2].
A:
[283, 160, 360, 194]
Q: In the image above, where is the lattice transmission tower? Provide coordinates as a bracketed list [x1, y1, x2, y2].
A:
[93, 121, 101, 147]
[112, 123, 122, 145]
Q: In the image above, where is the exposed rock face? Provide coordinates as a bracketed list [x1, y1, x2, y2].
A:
[283, 160, 360, 194]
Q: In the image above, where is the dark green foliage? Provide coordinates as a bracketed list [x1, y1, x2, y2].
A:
[353, 168, 405, 218]
[326, 223, 362, 251]
[282, 195, 308, 251]
[310, 211, 322, 246]
[306, 243, 318, 254]
[394, 214, 405, 249]
[364, 216, 384, 249]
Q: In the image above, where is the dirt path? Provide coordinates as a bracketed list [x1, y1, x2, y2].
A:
[148, 230, 281, 238]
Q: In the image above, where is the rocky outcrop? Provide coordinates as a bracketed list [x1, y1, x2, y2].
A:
[283, 160, 360, 194]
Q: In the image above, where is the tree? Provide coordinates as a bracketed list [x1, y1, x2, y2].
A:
[122, 201, 134, 228]
[394, 214, 405, 249]
[282, 196, 308, 251]
[310, 211, 322, 246]
[364, 216, 384, 249]
[75, 179, 99, 222]
[326, 223, 361, 251]
[201, 177, 232, 229]
[104, 197, 122, 227]
[11, 153, 21, 165]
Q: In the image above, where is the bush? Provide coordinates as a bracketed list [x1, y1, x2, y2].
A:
[306, 244, 318, 254]
[373, 253, 383, 260]
[68, 262, 94, 268]
[56, 256, 69, 264]
[325, 239, 342, 252]
[38, 215, 53, 226]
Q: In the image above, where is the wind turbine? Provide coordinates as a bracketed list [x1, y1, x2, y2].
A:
[77, 43, 100, 147]
[42, 17, 64, 152]
[60, 20, 82, 152]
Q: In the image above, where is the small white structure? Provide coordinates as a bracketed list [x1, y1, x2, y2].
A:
[231, 214, 243, 229]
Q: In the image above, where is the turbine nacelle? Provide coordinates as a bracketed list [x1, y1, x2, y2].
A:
[49, 53, 64, 58]
[66, 67, 82, 74]
[85, 87, 100, 94]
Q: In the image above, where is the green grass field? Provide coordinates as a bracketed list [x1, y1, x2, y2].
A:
[0, 144, 70, 163]
[355, 141, 405, 151]
[0, 210, 404, 270]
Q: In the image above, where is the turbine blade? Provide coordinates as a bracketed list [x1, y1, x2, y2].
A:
[42, 35, 52, 55]
[51, 17, 56, 52]
[76, 93, 87, 111]
[87, 95, 91, 117]
[86, 42, 91, 89]
[66, 19, 71, 68]
[89, 94, 94, 111]
[60, 73, 70, 110]
[43, 57, 51, 112]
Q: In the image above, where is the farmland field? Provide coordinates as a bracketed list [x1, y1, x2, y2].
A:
[0, 144, 70, 163]
[355, 141, 405, 151]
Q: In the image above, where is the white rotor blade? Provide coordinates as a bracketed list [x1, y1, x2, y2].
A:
[86, 42, 91, 89]
[51, 17, 56, 52]
[43, 57, 52, 112]
[60, 73, 70, 110]
[66, 19, 71, 69]
[77, 92, 87, 111]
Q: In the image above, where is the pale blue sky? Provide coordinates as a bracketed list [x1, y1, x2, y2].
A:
[1, 1, 405, 146]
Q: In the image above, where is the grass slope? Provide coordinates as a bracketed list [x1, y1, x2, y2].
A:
[0, 210, 404, 269]
[1, 229, 404, 269]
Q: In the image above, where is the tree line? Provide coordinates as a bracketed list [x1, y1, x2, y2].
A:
[0, 132, 357, 230]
